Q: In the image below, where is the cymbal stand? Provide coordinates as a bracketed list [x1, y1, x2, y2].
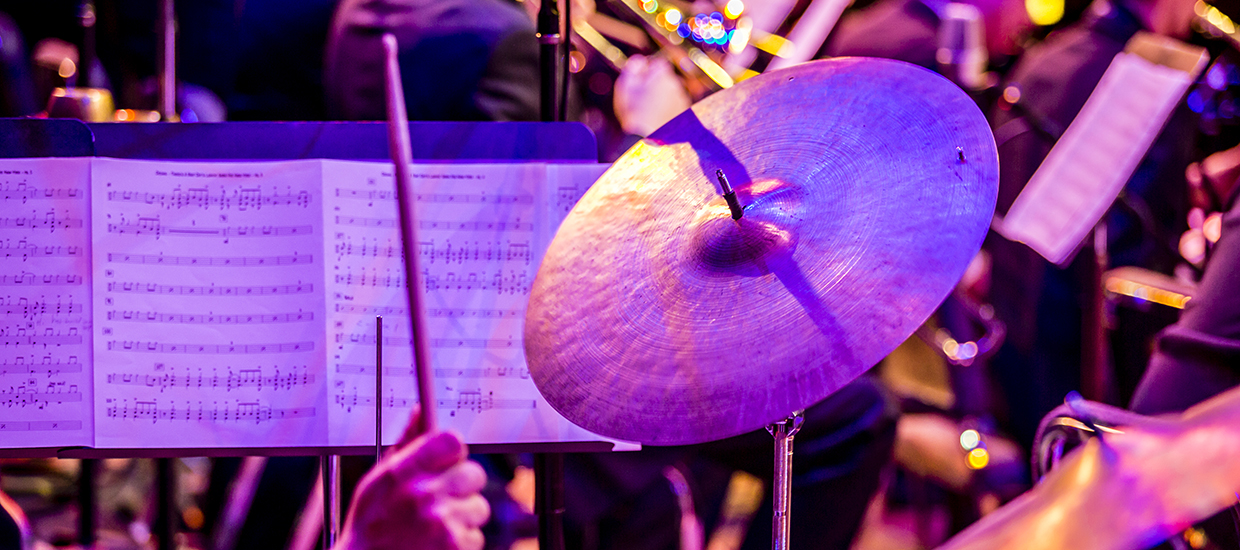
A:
[767, 411, 803, 550]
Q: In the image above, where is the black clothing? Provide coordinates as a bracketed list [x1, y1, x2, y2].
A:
[324, 0, 539, 122]
[824, 0, 941, 70]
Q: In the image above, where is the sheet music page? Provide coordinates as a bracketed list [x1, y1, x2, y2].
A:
[91, 158, 329, 448]
[999, 51, 1199, 265]
[322, 160, 633, 448]
[0, 158, 94, 448]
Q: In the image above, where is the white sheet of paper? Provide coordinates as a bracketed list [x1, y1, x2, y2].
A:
[0, 158, 94, 448]
[998, 52, 1198, 265]
[91, 158, 329, 448]
[322, 160, 635, 448]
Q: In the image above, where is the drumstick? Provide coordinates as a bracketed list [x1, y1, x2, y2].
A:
[382, 33, 437, 433]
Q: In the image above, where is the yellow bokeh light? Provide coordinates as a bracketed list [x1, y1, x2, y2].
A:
[725, 0, 745, 19]
[967, 448, 989, 469]
[58, 58, 77, 79]
[1025, 0, 1063, 26]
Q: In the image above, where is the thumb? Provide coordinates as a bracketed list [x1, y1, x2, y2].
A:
[406, 430, 468, 474]
[395, 404, 425, 448]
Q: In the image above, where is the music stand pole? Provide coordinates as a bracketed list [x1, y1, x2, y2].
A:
[767, 412, 803, 550]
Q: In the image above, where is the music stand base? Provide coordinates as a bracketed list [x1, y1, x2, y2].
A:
[767, 411, 804, 550]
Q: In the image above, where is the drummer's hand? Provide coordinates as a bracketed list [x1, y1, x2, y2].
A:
[1188, 144, 1240, 212]
[335, 407, 490, 550]
[614, 54, 692, 137]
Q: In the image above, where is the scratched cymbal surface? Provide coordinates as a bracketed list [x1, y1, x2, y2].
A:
[525, 58, 998, 445]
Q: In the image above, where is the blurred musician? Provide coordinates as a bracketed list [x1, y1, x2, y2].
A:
[324, 0, 540, 122]
[985, 0, 1199, 447]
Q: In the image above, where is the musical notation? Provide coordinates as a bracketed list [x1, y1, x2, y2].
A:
[332, 239, 532, 265]
[104, 399, 316, 423]
[1, 389, 82, 408]
[333, 364, 530, 379]
[0, 274, 84, 286]
[1, 298, 84, 319]
[0, 420, 82, 431]
[333, 215, 534, 232]
[106, 187, 312, 210]
[1, 331, 84, 346]
[330, 391, 535, 414]
[333, 269, 530, 294]
[333, 303, 407, 315]
[106, 368, 315, 392]
[106, 252, 313, 267]
[336, 332, 518, 349]
[424, 270, 530, 295]
[0, 186, 83, 202]
[107, 281, 314, 296]
[105, 341, 314, 354]
[107, 218, 313, 239]
[1, 243, 84, 261]
[0, 216, 84, 230]
[106, 310, 313, 324]
[556, 185, 584, 214]
[334, 188, 534, 205]
[0, 360, 83, 375]
[427, 308, 522, 319]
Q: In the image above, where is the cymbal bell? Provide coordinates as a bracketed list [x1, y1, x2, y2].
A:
[525, 58, 998, 445]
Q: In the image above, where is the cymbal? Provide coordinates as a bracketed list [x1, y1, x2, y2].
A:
[938, 385, 1240, 550]
[524, 58, 998, 445]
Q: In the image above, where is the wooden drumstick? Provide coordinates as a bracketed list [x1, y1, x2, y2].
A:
[382, 33, 436, 433]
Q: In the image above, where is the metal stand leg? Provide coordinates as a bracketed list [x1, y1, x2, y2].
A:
[77, 458, 96, 547]
[321, 455, 341, 549]
[767, 412, 804, 550]
[534, 453, 565, 550]
[156, 458, 175, 550]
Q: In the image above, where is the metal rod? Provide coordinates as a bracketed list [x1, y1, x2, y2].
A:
[767, 412, 804, 550]
[376, 315, 383, 461]
[158, 0, 176, 121]
[534, 453, 566, 550]
[156, 458, 175, 550]
[1083, 222, 1111, 402]
[538, 0, 562, 121]
[321, 455, 341, 549]
[716, 169, 744, 220]
[382, 33, 437, 433]
[76, 458, 96, 547]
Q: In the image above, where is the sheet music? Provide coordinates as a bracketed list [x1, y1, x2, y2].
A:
[322, 160, 632, 447]
[0, 158, 94, 448]
[91, 158, 328, 448]
[999, 48, 1204, 265]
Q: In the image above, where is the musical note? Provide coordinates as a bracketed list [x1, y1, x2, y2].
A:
[105, 368, 315, 392]
[104, 398, 316, 423]
[0, 359, 84, 375]
[333, 215, 533, 232]
[106, 187, 312, 210]
[334, 303, 407, 315]
[334, 187, 534, 205]
[0, 274, 84, 286]
[426, 308, 522, 319]
[335, 333, 517, 349]
[105, 310, 313, 324]
[106, 252, 313, 267]
[106, 281, 314, 296]
[421, 269, 530, 295]
[0, 215, 85, 230]
[0, 242, 84, 261]
[1, 297, 85, 321]
[334, 364, 530, 379]
[0, 330, 84, 347]
[0, 389, 83, 408]
[107, 219, 313, 239]
[0, 186, 83, 203]
[105, 341, 314, 354]
[329, 391, 535, 413]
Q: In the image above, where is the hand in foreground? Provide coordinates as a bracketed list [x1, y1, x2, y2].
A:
[335, 408, 490, 550]
[614, 54, 693, 137]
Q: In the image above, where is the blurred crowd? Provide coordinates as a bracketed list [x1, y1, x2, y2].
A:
[3, 0, 1240, 548]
